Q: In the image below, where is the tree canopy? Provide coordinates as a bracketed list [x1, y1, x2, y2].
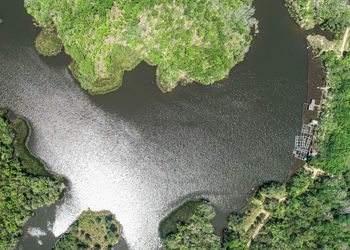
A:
[0, 109, 65, 249]
[25, 0, 255, 93]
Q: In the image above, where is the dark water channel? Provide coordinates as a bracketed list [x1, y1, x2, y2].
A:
[0, 0, 307, 249]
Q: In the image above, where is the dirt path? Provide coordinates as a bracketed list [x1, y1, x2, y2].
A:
[339, 27, 350, 58]
[304, 164, 325, 179]
[247, 210, 270, 247]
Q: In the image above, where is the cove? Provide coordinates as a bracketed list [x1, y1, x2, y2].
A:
[0, 0, 307, 249]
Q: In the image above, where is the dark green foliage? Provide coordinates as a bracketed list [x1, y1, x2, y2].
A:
[285, 0, 350, 34]
[223, 170, 350, 249]
[259, 182, 286, 198]
[162, 200, 221, 249]
[0, 109, 64, 249]
[35, 28, 63, 56]
[24, 0, 255, 93]
[316, 0, 350, 33]
[311, 52, 350, 175]
[54, 210, 121, 250]
[159, 199, 202, 239]
[250, 171, 350, 249]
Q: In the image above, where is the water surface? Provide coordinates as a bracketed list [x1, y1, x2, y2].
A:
[0, 0, 307, 249]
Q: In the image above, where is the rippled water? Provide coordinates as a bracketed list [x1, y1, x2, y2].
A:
[0, 0, 307, 249]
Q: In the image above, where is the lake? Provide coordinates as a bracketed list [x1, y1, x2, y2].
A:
[0, 0, 307, 249]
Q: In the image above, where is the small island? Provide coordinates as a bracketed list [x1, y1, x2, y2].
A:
[25, 0, 255, 94]
[54, 210, 121, 250]
[0, 108, 67, 249]
[34, 28, 63, 56]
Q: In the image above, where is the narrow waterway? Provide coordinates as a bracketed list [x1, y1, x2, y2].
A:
[0, 0, 307, 249]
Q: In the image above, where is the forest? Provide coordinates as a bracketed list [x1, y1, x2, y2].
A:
[223, 169, 350, 248]
[285, 0, 350, 35]
[311, 51, 350, 175]
[161, 200, 221, 249]
[54, 210, 121, 250]
[24, 0, 255, 94]
[0, 109, 65, 249]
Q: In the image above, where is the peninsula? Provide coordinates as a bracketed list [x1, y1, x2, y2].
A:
[25, 0, 255, 94]
[0, 109, 67, 249]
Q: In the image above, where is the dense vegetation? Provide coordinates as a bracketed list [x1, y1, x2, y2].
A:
[161, 200, 220, 249]
[159, 199, 202, 239]
[54, 210, 121, 250]
[285, 0, 350, 34]
[0, 109, 66, 249]
[311, 52, 350, 175]
[35, 27, 63, 56]
[223, 169, 350, 249]
[24, 0, 255, 94]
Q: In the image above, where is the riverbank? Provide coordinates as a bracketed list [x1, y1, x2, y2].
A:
[222, 33, 350, 248]
[0, 108, 68, 249]
[160, 200, 220, 249]
[6, 109, 69, 194]
[288, 44, 325, 178]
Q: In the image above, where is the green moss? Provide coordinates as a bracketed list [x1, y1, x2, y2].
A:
[25, 0, 255, 94]
[34, 28, 63, 56]
[55, 210, 121, 250]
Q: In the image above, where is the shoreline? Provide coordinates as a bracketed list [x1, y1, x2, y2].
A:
[54, 209, 122, 249]
[158, 199, 204, 240]
[0, 108, 69, 196]
[287, 25, 328, 181]
[0, 108, 69, 249]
